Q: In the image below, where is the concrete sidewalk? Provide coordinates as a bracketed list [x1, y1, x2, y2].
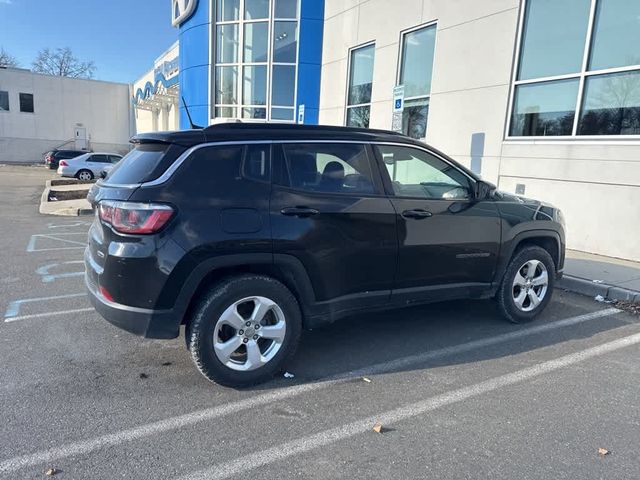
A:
[559, 250, 640, 302]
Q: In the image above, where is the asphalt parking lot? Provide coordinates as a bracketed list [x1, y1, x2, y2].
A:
[0, 165, 639, 479]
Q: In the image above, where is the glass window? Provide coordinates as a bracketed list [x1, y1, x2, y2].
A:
[216, 0, 240, 22]
[377, 145, 472, 200]
[213, 0, 299, 122]
[275, 0, 297, 19]
[578, 71, 640, 135]
[402, 98, 429, 140]
[346, 106, 370, 128]
[283, 143, 376, 195]
[109, 155, 122, 164]
[215, 66, 239, 104]
[243, 65, 267, 105]
[243, 144, 271, 181]
[243, 22, 269, 63]
[517, 0, 591, 80]
[0, 91, 8, 111]
[216, 24, 239, 64]
[271, 65, 295, 106]
[90, 154, 110, 163]
[19, 93, 34, 113]
[105, 144, 168, 184]
[273, 22, 298, 63]
[400, 25, 436, 98]
[242, 107, 267, 119]
[510, 79, 579, 136]
[244, 0, 269, 20]
[347, 44, 374, 106]
[271, 107, 294, 120]
[589, 0, 640, 71]
[215, 106, 237, 118]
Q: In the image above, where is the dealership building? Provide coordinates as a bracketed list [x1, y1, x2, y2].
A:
[168, 0, 639, 262]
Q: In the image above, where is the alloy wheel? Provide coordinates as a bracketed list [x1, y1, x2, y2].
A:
[512, 259, 548, 312]
[212, 296, 286, 371]
[78, 171, 92, 181]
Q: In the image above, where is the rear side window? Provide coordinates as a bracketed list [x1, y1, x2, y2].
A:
[281, 143, 377, 195]
[105, 144, 168, 184]
[90, 154, 110, 163]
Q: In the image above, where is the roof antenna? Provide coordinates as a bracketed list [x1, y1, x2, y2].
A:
[181, 96, 203, 129]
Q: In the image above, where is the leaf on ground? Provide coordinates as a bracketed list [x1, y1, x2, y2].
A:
[161, 361, 172, 366]
[373, 423, 383, 434]
[139, 373, 149, 379]
[362, 377, 372, 383]
[598, 448, 610, 456]
[45, 467, 60, 476]
[283, 372, 295, 378]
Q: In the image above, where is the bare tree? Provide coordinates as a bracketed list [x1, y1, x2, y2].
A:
[32, 47, 96, 79]
[0, 47, 19, 68]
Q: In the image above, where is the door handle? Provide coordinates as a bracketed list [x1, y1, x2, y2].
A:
[280, 206, 320, 217]
[401, 209, 433, 219]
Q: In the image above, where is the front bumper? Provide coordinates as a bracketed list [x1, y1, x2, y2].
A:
[85, 256, 181, 339]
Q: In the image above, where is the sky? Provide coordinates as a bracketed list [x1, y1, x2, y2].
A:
[0, 0, 178, 83]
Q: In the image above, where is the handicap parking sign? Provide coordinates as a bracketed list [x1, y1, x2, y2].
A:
[395, 99, 402, 110]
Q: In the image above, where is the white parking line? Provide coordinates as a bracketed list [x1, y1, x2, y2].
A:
[4, 293, 86, 318]
[4, 308, 94, 323]
[0, 307, 620, 474]
[181, 331, 640, 480]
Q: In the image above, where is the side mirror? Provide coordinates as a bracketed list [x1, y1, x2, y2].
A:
[475, 180, 496, 200]
[100, 171, 107, 179]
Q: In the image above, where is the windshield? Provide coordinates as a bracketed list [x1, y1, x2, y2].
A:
[103, 143, 168, 184]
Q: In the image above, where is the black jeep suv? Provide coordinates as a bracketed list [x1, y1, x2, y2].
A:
[85, 123, 565, 387]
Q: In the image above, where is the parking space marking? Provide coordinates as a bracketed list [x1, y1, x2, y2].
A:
[36, 261, 85, 283]
[181, 331, 640, 480]
[0, 307, 620, 474]
[26, 233, 87, 252]
[47, 221, 92, 229]
[4, 308, 94, 323]
[4, 293, 86, 318]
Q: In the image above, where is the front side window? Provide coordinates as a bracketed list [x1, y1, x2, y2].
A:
[19, 93, 34, 113]
[376, 145, 472, 200]
[346, 44, 375, 128]
[213, 0, 298, 122]
[398, 24, 437, 139]
[0, 91, 9, 111]
[509, 0, 640, 137]
[282, 143, 377, 195]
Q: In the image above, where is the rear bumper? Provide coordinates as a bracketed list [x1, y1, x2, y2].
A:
[85, 262, 181, 339]
[57, 166, 74, 177]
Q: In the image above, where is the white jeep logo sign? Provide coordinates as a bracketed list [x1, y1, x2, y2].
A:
[172, 0, 198, 27]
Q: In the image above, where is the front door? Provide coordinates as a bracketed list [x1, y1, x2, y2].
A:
[270, 142, 397, 311]
[373, 144, 501, 303]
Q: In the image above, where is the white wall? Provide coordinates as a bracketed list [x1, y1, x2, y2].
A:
[320, 0, 640, 261]
[0, 68, 133, 163]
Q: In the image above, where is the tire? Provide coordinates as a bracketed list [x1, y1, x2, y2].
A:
[188, 274, 302, 387]
[76, 169, 94, 181]
[496, 246, 555, 324]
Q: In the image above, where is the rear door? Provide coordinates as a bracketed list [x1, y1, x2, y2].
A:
[270, 142, 397, 311]
[86, 154, 110, 176]
[373, 143, 501, 303]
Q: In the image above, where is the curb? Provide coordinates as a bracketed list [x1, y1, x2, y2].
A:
[558, 275, 640, 302]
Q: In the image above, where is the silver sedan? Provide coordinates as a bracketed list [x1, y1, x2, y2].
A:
[57, 152, 123, 181]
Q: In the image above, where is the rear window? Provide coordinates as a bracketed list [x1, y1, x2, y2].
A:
[104, 144, 168, 184]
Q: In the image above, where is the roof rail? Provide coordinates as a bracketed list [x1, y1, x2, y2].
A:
[202, 122, 405, 136]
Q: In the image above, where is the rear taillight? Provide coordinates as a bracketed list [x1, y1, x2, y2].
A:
[98, 201, 174, 234]
[45, 155, 53, 164]
[59, 160, 68, 167]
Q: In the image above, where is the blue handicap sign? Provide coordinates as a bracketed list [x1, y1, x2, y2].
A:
[395, 99, 402, 109]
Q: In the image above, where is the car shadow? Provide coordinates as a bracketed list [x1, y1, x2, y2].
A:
[245, 292, 634, 391]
